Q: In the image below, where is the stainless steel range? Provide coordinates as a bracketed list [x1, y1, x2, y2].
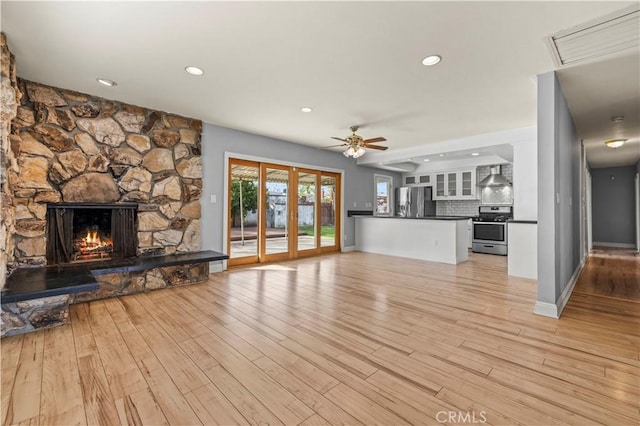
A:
[472, 206, 513, 255]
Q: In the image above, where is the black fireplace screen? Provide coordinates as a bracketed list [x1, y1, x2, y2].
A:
[46, 204, 137, 264]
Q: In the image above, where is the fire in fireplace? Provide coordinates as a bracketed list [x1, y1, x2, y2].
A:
[46, 204, 138, 265]
[72, 208, 114, 262]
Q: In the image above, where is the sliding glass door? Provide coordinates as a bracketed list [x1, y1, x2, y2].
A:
[228, 159, 260, 266]
[296, 169, 320, 257]
[320, 173, 340, 251]
[227, 160, 341, 267]
[261, 164, 292, 262]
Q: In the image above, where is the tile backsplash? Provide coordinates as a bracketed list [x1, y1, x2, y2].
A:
[436, 164, 513, 216]
[436, 199, 480, 216]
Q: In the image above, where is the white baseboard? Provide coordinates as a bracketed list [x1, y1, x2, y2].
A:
[342, 246, 356, 252]
[533, 301, 559, 318]
[556, 259, 584, 317]
[209, 261, 225, 273]
[593, 241, 636, 248]
[534, 258, 584, 319]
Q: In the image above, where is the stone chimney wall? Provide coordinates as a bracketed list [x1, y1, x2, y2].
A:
[1, 33, 19, 289]
[8, 78, 203, 267]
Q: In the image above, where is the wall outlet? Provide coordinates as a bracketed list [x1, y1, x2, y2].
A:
[434, 239, 439, 247]
[353, 202, 357, 208]
[210, 194, 217, 203]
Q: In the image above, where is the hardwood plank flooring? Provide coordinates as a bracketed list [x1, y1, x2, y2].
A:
[1, 252, 638, 425]
[574, 248, 640, 301]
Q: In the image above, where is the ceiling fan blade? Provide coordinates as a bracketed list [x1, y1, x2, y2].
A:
[331, 137, 347, 142]
[364, 144, 388, 151]
[323, 144, 347, 149]
[363, 137, 386, 144]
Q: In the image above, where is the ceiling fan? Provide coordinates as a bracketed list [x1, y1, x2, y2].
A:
[327, 126, 388, 158]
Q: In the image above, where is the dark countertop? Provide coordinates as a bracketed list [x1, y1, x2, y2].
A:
[1, 267, 99, 304]
[354, 215, 472, 221]
[508, 220, 538, 224]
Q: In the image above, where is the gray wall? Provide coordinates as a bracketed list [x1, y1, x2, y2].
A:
[591, 166, 636, 245]
[537, 71, 583, 306]
[200, 123, 402, 252]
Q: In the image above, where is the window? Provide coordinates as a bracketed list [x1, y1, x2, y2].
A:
[374, 175, 393, 216]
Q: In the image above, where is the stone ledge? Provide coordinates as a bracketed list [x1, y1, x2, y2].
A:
[2, 250, 228, 304]
[91, 250, 228, 275]
[1, 250, 228, 337]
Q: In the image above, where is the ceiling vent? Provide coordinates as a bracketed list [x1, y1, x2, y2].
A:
[548, 5, 639, 66]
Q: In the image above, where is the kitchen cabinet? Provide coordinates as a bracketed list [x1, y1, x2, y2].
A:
[403, 173, 432, 187]
[433, 168, 477, 200]
[461, 170, 473, 197]
[447, 172, 457, 197]
[435, 173, 445, 197]
[468, 219, 472, 249]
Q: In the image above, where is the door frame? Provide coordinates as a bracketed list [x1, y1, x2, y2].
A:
[223, 152, 344, 269]
[320, 171, 342, 254]
[227, 158, 261, 267]
[260, 162, 294, 263]
[294, 167, 322, 259]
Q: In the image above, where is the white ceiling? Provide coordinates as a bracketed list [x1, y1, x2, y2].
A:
[2, 1, 637, 168]
[557, 52, 640, 169]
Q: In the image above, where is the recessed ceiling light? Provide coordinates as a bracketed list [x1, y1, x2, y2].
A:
[408, 158, 413, 161]
[422, 55, 442, 66]
[439, 154, 445, 157]
[611, 116, 624, 123]
[423, 159, 430, 162]
[378, 162, 383, 165]
[471, 152, 480, 156]
[301, 107, 312, 113]
[605, 139, 626, 148]
[185, 66, 204, 76]
[96, 78, 117, 87]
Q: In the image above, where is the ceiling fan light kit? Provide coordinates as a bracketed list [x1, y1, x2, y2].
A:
[329, 125, 388, 158]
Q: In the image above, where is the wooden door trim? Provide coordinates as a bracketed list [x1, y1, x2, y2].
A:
[227, 158, 260, 267]
[296, 168, 322, 257]
[261, 163, 292, 263]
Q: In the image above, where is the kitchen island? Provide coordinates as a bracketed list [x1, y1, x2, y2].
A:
[355, 216, 470, 264]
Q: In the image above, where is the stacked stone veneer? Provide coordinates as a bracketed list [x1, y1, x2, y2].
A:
[8, 79, 203, 267]
[72, 263, 209, 304]
[1, 34, 19, 290]
[1, 295, 69, 337]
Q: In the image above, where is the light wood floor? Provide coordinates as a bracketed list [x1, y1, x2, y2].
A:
[2, 252, 639, 425]
[574, 248, 640, 301]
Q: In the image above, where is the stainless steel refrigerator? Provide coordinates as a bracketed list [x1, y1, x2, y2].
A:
[395, 187, 436, 217]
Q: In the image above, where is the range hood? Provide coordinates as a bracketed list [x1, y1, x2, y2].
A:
[478, 165, 511, 187]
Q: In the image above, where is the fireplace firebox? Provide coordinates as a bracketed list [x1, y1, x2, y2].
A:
[46, 204, 138, 265]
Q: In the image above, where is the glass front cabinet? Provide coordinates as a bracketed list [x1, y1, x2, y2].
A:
[432, 168, 477, 200]
[404, 173, 432, 187]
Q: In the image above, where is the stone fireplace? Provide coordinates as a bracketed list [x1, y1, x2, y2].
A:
[0, 39, 209, 301]
[6, 79, 203, 271]
[0, 33, 222, 337]
[46, 203, 137, 265]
